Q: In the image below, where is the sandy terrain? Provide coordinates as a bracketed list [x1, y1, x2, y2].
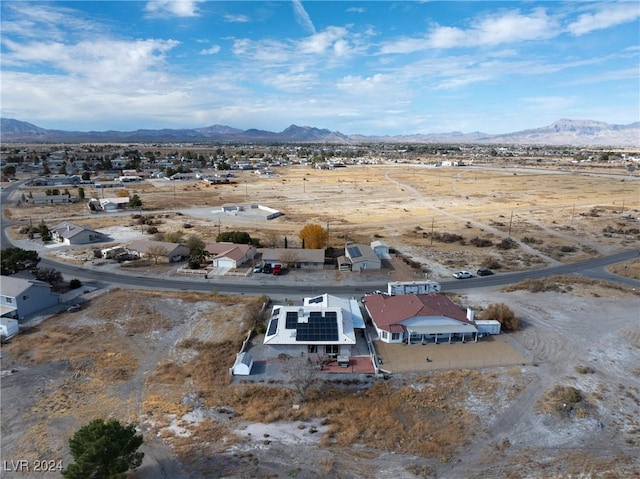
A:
[1, 163, 639, 477]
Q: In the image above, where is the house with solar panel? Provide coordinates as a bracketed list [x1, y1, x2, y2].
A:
[344, 243, 382, 271]
[362, 293, 491, 345]
[264, 294, 366, 361]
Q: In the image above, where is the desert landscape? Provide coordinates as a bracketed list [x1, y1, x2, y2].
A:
[2, 156, 640, 478]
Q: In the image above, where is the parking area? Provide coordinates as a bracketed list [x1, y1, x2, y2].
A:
[374, 335, 528, 373]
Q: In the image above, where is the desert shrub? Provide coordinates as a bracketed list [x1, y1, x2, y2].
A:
[522, 236, 543, 245]
[69, 279, 83, 290]
[538, 384, 590, 418]
[575, 365, 595, 374]
[427, 232, 464, 243]
[146, 226, 159, 235]
[496, 238, 518, 250]
[480, 303, 518, 331]
[469, 236, 493, 247]
[480, 257, 502, 269]
[559, 245, 577, 253]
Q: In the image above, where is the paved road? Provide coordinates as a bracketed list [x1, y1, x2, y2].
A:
[3, 179, 639, 296]
[37, 248, 640, 297]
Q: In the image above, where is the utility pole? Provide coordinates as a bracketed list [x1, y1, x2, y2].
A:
[508, 210, 513, 237]
[431, 217, 434, 246]
[326, 222, 330, 247]
[570, 203, 575, 227]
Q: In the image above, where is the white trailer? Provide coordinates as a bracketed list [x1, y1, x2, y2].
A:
[475, 320, 501, 336]
[0, 318, 19, 340]
[387, 280, 441, 295]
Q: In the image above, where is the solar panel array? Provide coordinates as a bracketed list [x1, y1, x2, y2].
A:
[285, 311, 299, 329]
[267, 318, 278, 336]
[308, 296, 323, 304]
[346, 246, 361, 258]
[296, 313, 339, 342]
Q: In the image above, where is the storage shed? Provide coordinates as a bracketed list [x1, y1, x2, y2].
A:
[371, 240, 389, 258]
[475, 320, 501, 336]
[232, 352, 254, 376]
[0, 318, 19, 340]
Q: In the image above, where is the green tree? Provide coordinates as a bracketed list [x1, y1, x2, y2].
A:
[163, 230, 184, 243]
[2, 165, 16, 178]
[78, 187, 86, 200]
[129, 194, 142, 209]
[63, 418, 144, 479]
[38, 221, 52, 241]
[188, 246, 209, 269]
[216, 231, 254, 245]
[185, 235, 205, 252]
[0, 247, 40, 275]
[33, 267, 64, 288]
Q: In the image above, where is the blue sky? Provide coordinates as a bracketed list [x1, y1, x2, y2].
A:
[1, 1, 639, 135]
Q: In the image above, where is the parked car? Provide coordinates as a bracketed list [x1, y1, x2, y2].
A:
[67, 304, 81, 312]
[453, 271, 473, 279]
[262, 264, 272, 274]
[253, 265, 262, 273]
[476, 268, 494, 276]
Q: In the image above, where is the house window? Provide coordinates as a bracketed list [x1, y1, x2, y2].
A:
[392, 332, 401, 341]
[308, 345, 317, 353]
[23, 295, 29, 300]
[6, 298, 12, 304]
[325, 345, 339, 356]
[381, 331, 387, 339]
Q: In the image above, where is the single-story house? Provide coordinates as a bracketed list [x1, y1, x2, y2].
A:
[128, 240, 190, 263]
[362, 293, 479, 344]
[0, 276, 60, 320]
[98, 197, 130, 211]
[261, 248, 325, 270]
[264, 294, 357, 359]
[32, 194, 79, 205]
[50, 222, 109, 245]
[205, 242, 256, 268]
[344, 243, 382, 271]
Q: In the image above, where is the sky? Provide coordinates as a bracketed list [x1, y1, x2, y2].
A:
[1, 1, 639, 135]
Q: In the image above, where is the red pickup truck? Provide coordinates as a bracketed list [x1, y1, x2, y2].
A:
[272, 263, 282, 275]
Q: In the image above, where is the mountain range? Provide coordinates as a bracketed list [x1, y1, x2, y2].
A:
[1, 118, 638, 147]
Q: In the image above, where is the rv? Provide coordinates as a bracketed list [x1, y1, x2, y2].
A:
[388, 280, 441, 295]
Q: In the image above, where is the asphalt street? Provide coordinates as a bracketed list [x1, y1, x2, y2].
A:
[2, 180, 639, 297]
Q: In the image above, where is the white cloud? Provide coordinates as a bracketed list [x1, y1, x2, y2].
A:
[224, 14, 249, 23]
[200, 45, 221, 55]
[292, 0, 316, 34]
[298, 27, 350, 55]
[346, 7, 365, 14]
[145, 0, 202, 18]
[2, 37, 178, 84]
[566, 2, 640, 36]
[379, 8, 557, 53]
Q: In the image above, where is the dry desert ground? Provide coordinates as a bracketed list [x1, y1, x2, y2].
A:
[1, 162, 640, 478]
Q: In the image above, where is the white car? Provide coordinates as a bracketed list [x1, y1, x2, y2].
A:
[453, 271, 473, 279]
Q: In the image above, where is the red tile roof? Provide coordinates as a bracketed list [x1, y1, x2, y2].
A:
[363, 294, 471, 332]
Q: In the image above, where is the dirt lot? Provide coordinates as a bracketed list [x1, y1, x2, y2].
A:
[1, 163, 640, 477]
[1, 280, 639, 478]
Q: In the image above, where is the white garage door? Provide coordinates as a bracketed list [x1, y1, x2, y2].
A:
[216, 259, 235, 268]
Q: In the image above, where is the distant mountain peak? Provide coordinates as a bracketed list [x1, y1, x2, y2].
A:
[0, 117, 638, 146]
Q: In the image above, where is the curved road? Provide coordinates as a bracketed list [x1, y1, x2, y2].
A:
[3, 180, 639, 296]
